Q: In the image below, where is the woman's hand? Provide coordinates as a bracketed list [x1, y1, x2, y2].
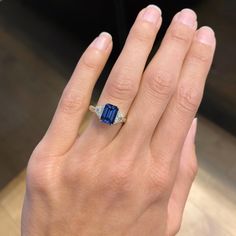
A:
[21, 5, 216, 236]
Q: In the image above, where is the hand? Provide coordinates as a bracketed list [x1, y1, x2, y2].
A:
[21, 5, 216, 236]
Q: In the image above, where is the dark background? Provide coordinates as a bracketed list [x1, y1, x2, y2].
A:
[0, 0, 235, 189]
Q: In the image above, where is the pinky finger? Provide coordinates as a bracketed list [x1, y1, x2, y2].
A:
[167, 118, 198, 235]
[40, 32, 113, 156]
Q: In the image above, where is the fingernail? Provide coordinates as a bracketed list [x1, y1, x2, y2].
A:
[175, 8, 197, 28]
[188, 118, 198, 144]
[142, 5, 161, 25]
[196, 26, 215, 45]
[92, 32, 112, 50]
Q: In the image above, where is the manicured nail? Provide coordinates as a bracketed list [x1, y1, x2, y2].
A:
[175, 8, 197, 28]
[188, 118, 198, 144]
[92, 32, 112, 50]
[142, 5, 161, 25]
[196, 26, 215, 45]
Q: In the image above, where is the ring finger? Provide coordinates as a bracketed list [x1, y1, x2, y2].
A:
[82, 5, 162, 149]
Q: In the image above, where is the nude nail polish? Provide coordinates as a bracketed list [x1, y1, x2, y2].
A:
[196, 26, 215, 45]
[93, 32, 112, 50]
[142, 5, 161, 25]
[175, 9, 197, 28]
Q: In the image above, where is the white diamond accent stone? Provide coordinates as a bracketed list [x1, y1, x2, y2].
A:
[113, 110, 124, 124]
[95, 105, 104, 119]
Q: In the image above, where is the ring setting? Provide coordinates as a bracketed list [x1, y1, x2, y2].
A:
[89, 103, 126, 125]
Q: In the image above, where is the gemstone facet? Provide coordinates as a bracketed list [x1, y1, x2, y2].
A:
[101, 104, 118, 125]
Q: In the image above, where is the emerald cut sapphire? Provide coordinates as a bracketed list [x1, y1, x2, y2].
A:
[101, 104, 118, 125]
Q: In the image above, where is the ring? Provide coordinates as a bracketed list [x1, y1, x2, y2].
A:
[89, 103, 127, 125]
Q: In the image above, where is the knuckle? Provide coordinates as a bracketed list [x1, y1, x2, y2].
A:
[27, 149, 52, 193]
[60, 88, 85, 114]
[146, 70, 175, 99]
[147, 166, 172, 199]
[169, 25, 192, 45]
[26, 169, 48, 194]
[176, 85, 202, 113]
[106, 71, 137, 100]
[132, 21, 156, 43]
[104, 166, 131, 195]
[188, 43, 213, 64]
[189, 50, 211, 64]
[81, 48, 102, 71]
[110, 170, 130, 190]
[187, 157, 198, 180]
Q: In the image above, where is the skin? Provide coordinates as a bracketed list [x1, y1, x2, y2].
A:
[21, 5, 216, 236]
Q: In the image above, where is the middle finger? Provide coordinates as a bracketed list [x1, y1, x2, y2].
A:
[120, 9, 197, 142]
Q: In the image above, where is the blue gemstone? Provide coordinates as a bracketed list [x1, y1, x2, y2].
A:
[101, 104, 118, 125]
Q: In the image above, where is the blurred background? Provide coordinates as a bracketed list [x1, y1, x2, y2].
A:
[0, 0, 235, 235]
